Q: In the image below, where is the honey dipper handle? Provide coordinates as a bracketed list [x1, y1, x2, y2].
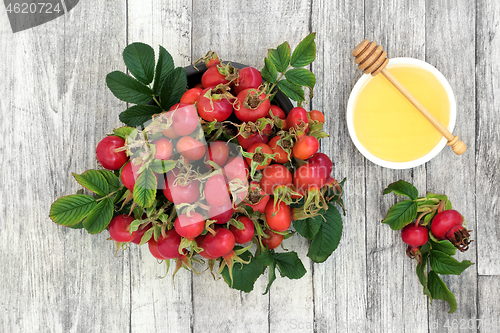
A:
[380, 68, 467, 155]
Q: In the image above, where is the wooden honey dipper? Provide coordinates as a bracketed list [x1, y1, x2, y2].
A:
[352, 39, 467, 155]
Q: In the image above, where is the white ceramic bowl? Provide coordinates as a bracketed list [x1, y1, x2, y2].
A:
[346, 57, 456, 169]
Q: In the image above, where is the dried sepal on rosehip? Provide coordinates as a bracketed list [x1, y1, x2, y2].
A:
[241, 143, 277, 179]
[431, 209, 472, 252]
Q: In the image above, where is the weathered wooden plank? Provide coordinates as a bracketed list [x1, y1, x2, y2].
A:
[191, 1, 313, 332]
[363, 1, 428, 332]
[311, 0, 368, 331]
[0, 1, 129, 332]
[478, 276, 500, 332]
[425, 0, 478, 330]
[476, 0, 500, 275]
[126, 2, 193, 332]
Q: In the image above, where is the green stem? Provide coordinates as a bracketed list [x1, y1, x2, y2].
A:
[267, 65, 291, 95]
[96, 187, 123, 202]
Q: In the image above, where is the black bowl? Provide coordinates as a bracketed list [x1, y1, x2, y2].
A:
[183, 62, 294, 115]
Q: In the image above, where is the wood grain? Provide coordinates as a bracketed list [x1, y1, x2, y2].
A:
[0, 0, 498, 332]
[363, 1, 429, 331]
[311, 0, 368, 331]
[476, 0, 500, 276]
[126, 2, 194, 332]
[0, 1, 130, 332]
[425, 1, 478, 330]
[190, 1, 313, 331]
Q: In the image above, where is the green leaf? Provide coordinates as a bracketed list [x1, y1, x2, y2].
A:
[416, 253, 432, 298]
[261, 57, 277, 83]
[153, 46, 175, 95]
[285, 68, 316, 91]
[133, 168, 157, 208]
[99, 170, 121, 193]
[123, 42, 155, 85]
[264, 262, 276, 295]
[426, 193, 448, 202]
[256, 248, 274, 266]
[160, 67, 187, 111]
[427, 270, 457, 313]
[446, 200, 453, 210]
[383, 180, 418, 200]
[255, 249, 276, 294]
[119, 105, 162, 127]
[149, 159, 176, 174]
[221, 249, 266, 293]
[274, 252, 307, 279]
[112, 126, 135, 140]
[139, 227, 154, 246]
[290, 33, 316, 68]
[67, 219, 85, 229]
[429, 250, 474, 275]
[381, 200, 418, 230]
[307, 204, 343, 263]
[429, 239, 456, 256]
[72, 170, 109, 196]
[277, 80, 305, 102]
[293, 213, 322, 240]
[269, 41, 290, 72]
[83, 198, 114, 234]
[106, 71, 153, 104]
[50, 194, 97, 226]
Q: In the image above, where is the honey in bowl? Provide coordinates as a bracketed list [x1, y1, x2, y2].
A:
[353, 64, 450, 163]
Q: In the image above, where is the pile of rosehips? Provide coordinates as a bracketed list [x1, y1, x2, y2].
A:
[51, 36, 345, 292]
[382, 180, 473, 313]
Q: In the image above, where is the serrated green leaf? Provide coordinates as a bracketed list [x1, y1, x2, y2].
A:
[429, 250, 474, 275]
[382, 200, 418, 230]
[426, 193, 448, 201]
[269, 41, 290, 72]
[83, 198, 114, 234]
[112, 126, 135, 140]
[73, 170, 109, 196]
[429, 239, 456, 256]
[160, 67, 187, 111]
[277, 80, 305, 102]
[139, 227, 154, 246]
[428, 270, 457, 313]
[274, 252, 307, 279]
[106, 71, 153, 104]
[293, 213, 322, 240]
[149, 159, 176, 174]
[99, 170, 121, 193]
[261, 57, 277, 83]
[256, 248, 274, 266]
[290, 33, 316, 68]
[119, 105, 162, 127]
[123, 42, 155, 85]
[50, 194, 97, 226]
[221, 249, 266, 293]
[113, 187, 129, 204]
[133, 168, 157, 208]
[285, 68, 316, 91]
[307, 204, 343, 263]
[383, 180, 418, 200]
[416, 253, 432, 298]
[67, 219, 85, 229]
[263, 262, 276, 295]
[129, 219, 143, 233]
[153, 46, 175, 95]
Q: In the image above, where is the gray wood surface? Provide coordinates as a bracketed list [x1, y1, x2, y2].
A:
[0, 0, 498, 332]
